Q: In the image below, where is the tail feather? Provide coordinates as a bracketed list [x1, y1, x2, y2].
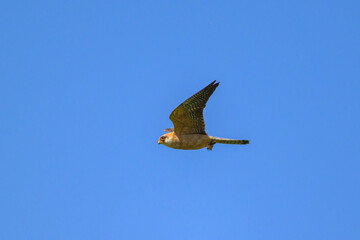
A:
[211, 137, 250, 145]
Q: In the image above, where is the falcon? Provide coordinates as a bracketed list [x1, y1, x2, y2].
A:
[158, 81, 250, 150]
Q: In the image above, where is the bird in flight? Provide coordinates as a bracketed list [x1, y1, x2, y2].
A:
[158, 81, 250, 150]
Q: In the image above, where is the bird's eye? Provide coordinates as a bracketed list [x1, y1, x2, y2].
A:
[161, 136, 165, 140]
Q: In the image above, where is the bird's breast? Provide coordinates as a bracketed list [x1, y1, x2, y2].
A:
[165, 134, 211, 150]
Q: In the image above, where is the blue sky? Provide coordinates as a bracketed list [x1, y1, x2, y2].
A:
[1, 0, 359, 239]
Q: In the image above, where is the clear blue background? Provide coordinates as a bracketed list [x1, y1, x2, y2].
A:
[1, 0, 359, 239]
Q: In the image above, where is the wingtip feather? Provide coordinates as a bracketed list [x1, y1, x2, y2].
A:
[210, 80, 220, 88]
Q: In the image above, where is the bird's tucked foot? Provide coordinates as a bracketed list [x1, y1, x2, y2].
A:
[207, 141, 216, 151]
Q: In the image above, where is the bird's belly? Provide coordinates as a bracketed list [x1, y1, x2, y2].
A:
[166, 134, 210, 150]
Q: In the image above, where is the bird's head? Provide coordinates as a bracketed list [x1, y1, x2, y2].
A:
[158, 134, 168, 144]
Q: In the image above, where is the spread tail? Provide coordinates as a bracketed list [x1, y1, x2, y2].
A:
[211, 137, 250, 145]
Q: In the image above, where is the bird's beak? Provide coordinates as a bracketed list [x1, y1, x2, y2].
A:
[158, 138, 164, 144]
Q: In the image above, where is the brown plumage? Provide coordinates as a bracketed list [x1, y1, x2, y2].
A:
[158, 81, 250, 150]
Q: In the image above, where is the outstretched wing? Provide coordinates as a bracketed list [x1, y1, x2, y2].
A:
[169, 80, 219, 135]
